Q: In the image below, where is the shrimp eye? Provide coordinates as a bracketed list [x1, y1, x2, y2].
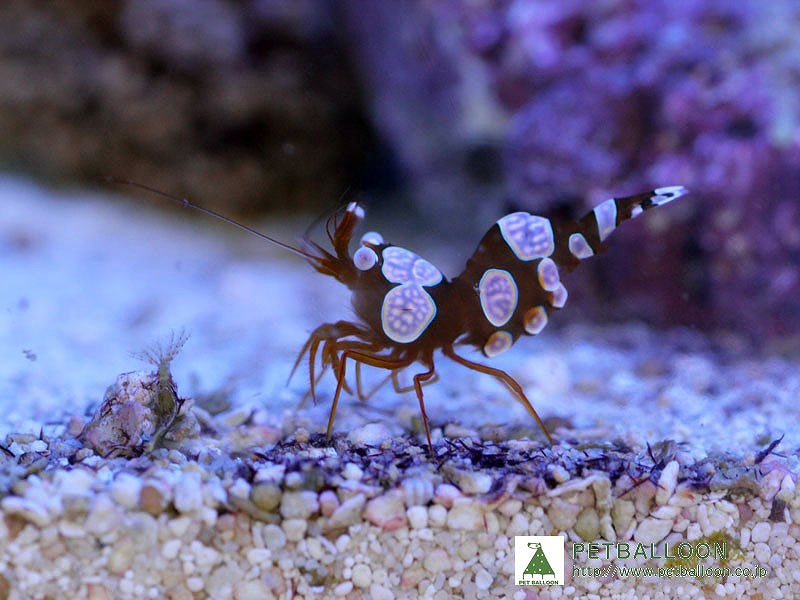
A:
[354, 246, 379, 271]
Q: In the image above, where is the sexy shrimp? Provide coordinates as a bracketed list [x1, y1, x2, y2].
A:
[113, 179, 687, 453]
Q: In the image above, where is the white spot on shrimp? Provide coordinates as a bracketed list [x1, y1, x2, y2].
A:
[568, 233, 594, 259]
[630, 204, 643, 218]
[346, 201, 365, 219]
[381, 283, 436, 343]
[537, 258, 560, 292]
[381, 246, 442, 286]
[360, 231, 384, 246]
[353, 246, 378, 271]
[497, 212, 554, 260]
[549, 283, 568, 308]
[483, 330, 513, 358]
[523, 306, 548, 335]
[479, 269, 518, 327]
[652, 185, 688, 205]
[593, 198, 617, 241]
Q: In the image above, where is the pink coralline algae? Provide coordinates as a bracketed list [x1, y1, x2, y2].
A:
[344, 0, 800, 339]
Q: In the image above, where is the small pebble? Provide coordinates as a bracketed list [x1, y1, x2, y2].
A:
[282, 518, 307, 542]
[364, 493, 406, 531]
[347, 423, 391, 446]
[751, 522, 771, 543]
[86, 584, 111, 600]
[57, 468, 94, 496]
[428, 504, 448, 528]
[407, 506, 428, 529]
[451, 470, 492, 495]
[423, 549, 451, 573]
[327, 494, 366, 530]
[219, 406, 252, 427]
[246, 548, 270, 565]
[58, 521, 86, 538]
[280, 490, 319, 520]
[475, 568, 493, 591]
[447, 499, 483, 530]
[110, 474, 142, 509]
[433, 484, 462, 508]
[369, 583, 395, 600]
[335, 534, 351, 553]
[342, 463, 364, 481]
[655, 461, 679, 505]
[498, 499, 522, 517]
[162, 539, 182, 560]
[351, 564, 372, 588]
[173, 473, 203, 513]
[263, 524, 287, 550]
[85, 494, 117, 536]
[574, 508, 600, 541]
[168, 516, 192, 537]
[108, 537, 135, 575]
[28, 440, 47, 452]
[235, 580, 271, 600]
[611, 499, 636, 536]
[754, 542, 771, 564]
[250, 483, 282, 512]
[284, 472, 303, 489]
[443, 423, 478, 438]
[634, 517, 673, 545]
[547, 498, 581, 531]
[334, 581, 353, 596]
[139, 482, 169, 516]
[228, 478, 251, 499]
[549, 465, 570, 484]
[458, 540, 479, 561]
[319, 490, 339, 517]
[506, 512, 529, 537]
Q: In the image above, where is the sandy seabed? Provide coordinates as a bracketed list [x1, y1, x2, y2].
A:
[1, 176, 798, 598]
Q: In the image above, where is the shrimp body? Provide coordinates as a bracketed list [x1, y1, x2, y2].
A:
[294, 187, 689, 451]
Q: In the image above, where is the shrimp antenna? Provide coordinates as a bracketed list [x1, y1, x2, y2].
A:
[104, 176, 313, 260]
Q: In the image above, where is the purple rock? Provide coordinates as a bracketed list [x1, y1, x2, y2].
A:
[342, 0, 800, 339]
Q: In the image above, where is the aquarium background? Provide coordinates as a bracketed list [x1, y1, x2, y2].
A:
[2, 3, 800, 598]
[1, 1, 798, 341]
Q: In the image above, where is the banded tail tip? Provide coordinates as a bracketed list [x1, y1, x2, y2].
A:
[651, 186, 689, 206]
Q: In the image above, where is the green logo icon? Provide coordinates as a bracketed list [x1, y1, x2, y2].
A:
[522, 542, 556, 582]
[514, 536, 565, 585]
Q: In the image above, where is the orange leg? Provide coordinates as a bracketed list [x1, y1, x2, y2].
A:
[410, 357, 437, 454]
[296, 366, 328, 409]
[327, 347, 440, 455]
[355, 363, 394, 402]
[326, 347, 414, 438]
[288, 321, 368, 403]
[353, 365, 438, 403]
[442, 345, 554, 444]
[392, 370, 439, 394]
[321, 338, 386, 395]
[288, 321, 369, 384]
